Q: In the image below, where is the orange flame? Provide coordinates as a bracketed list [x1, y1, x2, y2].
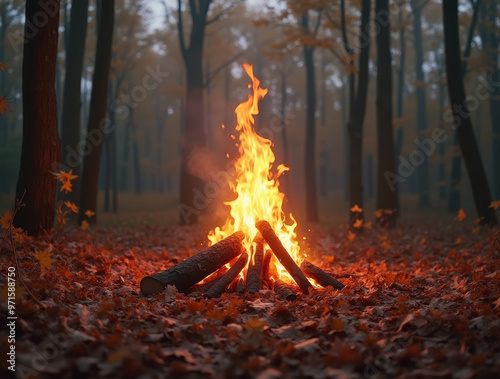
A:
[208, 63, 304, 282]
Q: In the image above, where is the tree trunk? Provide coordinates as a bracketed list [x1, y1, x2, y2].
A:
[131, 113, 141, 194]
[78, 0, 114, 225]
[395, 3, 406, 214]
[365, 154, 374, 200]
[479, 0, 500, 199]
[375, 0, 397, 227]
[302, 10, 319, 223]
[0, 5, 10, 145]
[120, 113, 131, 191]
[410, 0, 430, 208]
[177, 0, 212, 225]
[14, 0, 61, 236]
[448, 0, 481, 212]
[60, 0, 89, 205]
[343, 0, 371, 226]
[442, 0, 497, 225]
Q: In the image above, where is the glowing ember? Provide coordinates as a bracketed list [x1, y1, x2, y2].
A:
[208, 63, 305, 282]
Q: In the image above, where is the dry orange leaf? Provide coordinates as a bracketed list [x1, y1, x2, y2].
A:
[347, 230, 356, 242]
[456, 209, 466, 221]
[1, 210, 12, 229]
[353, 219, 363, 228]
[34, 249, 56, 272]
[350, 204, 362, 213]
[0, 96, 12, 114]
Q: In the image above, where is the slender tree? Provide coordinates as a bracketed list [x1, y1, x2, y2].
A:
[410, 0, 430, 208]
[448, 0, 481, 212]
[60, 0, 89, 205]
[301, 9, 321, 223]
[78, 0, 115, 225]
[442, 0, 497, 225]
[479, 0, 500, 199]
[375, 0, 397, 227]
[14, 0, 60, 235]
[340, 0, 371, 226]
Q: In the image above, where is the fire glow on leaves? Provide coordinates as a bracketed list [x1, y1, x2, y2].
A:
[208, 64, 302, 282]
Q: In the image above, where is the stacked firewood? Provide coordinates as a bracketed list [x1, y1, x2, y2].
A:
[140, 220, 344, 299]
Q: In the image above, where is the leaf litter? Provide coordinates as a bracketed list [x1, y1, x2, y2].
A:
[1, 223, 499, 378]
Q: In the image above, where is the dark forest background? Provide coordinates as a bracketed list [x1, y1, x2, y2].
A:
[0, 0, 499, 232]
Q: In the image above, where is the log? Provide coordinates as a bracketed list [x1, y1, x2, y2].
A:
[235, 278, 246, 293]
[300, 260, 345, 290]
[261, 250, 273, 289]
[140, 231, 245, 295]
[274, 279, 297, 301]
[246, 234, 264, 293]
[256, 220, 313, 293]
[205, 252, 249, 298]
[186, 266, 229, 295]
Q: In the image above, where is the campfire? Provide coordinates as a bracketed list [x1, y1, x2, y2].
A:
[141, 64, 344, 299]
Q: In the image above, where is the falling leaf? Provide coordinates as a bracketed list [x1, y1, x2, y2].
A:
[350, 204, 362, 213]
[64, 201, 78, 213]
[419, 237, 426, 246]
[34, 249, 56, 272]
[347, 230, 356, 242]
[456, 209, 466, 221]
[0, 97, 12, 114]
[325, 255, 335, 263]
[375, 209, 383, 219]
[1, 210, 12, 229]
[364, 221, 372, 229]
[53, 170, 78, 193]
[81, 220, 90, 230]
[381, 240, 391, 250]
[85, 209, 96, 218]
[489, 200, 500, 210]
[353, 219, 363, 228]
[0, 61, 8, 71]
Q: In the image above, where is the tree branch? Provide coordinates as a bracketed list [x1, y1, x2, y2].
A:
[203, 49, 247, 88]
[206, 0, 243, 25]
[177, 0, 187, 58]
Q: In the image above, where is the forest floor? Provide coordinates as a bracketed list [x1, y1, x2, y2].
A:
[1, 220, 500, 379]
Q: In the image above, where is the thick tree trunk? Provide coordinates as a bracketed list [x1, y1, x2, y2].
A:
[78, 0, 114, 225]
[442, 0, 497, 225]
[60, 0, 89, 206]
[302, 11, 319, 223]
[14, 0, 61, 236]
[375, 0, 397, 227]
[178, 0, 211, 225]
[410, 0, 430, 208]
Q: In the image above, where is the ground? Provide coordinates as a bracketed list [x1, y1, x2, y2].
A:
[1, 220, 499, 379]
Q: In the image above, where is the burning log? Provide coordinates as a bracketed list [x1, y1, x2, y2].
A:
[300, 260, 345, 290]
[140, 231, 245, 295]
[235, 278, 246, 293]
[261, 250, 273, 289]
[205, 252, 249, 299]
[274, 279, 297, 301]
[256, 220, 313, 294]
[245, 234, 264, 293]
[186, 266, 229, 295]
